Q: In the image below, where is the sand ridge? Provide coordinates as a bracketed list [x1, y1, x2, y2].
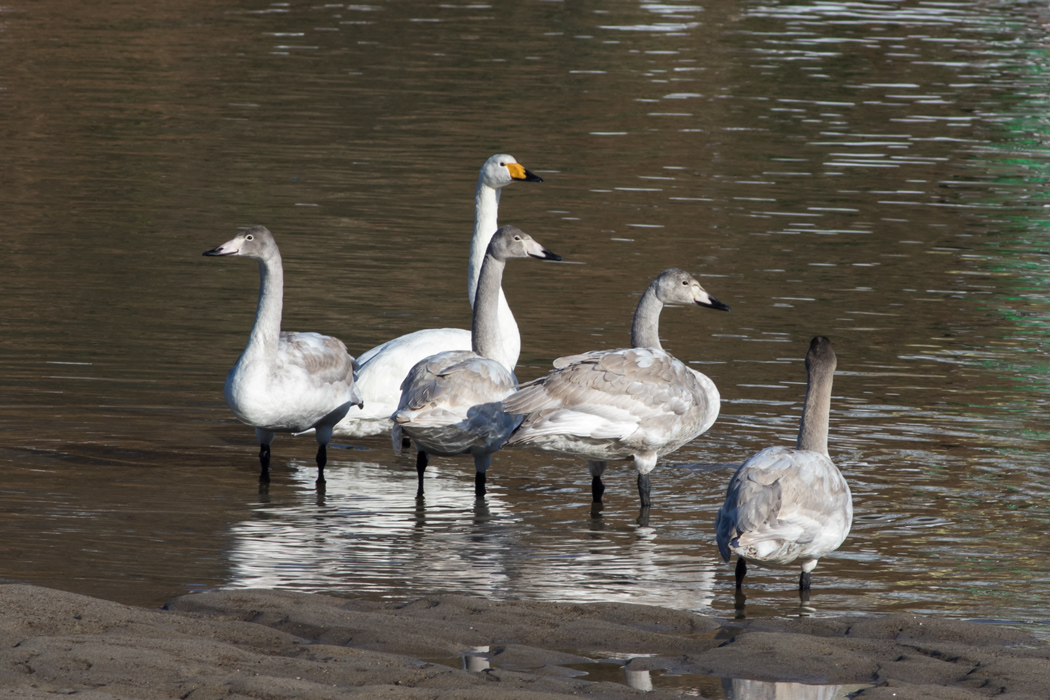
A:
[0, 584, 1047, 698]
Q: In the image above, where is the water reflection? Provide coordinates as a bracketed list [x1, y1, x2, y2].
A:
[226, 456, 718, 609]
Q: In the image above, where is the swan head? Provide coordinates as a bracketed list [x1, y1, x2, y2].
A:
[488, 225, 562, 263]
[479, 154, 544, 190]
[806, 335, 837, 377]
[203, 225, 278, 259]
[652, 268, 731, 312]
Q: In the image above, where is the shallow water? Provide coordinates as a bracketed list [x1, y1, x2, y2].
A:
[1, 0, 1049, 640]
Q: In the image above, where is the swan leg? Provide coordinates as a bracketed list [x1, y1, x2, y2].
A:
[799, 570, 812, 591]
[637, 473, 652, 509]
[415, 451, 428, 498]
[634, 454, 657, 509]
[473, 454, 491, 499]
[588, 461, 607, 503]
[255, 428, 275, 476]
[315, 444, 327, 483]
[315, 426, 332, 484]
[735, 557, 747, 590]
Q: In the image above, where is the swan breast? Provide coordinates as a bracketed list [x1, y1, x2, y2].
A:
[226, 331, 361, 432]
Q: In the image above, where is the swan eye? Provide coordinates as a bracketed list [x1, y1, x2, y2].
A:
[246, 234, 254, 241]
[514, 235, 522, 241]
[682, 280, 688, 285]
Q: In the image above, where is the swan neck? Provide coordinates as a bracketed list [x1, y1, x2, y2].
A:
[469, 180, 501, 305]
[630, 284, 664, 349]
[796, 359, 834, 456]
[247, 251, 283, 362]
[467, 178, 519, 369]
[471, 252, 507, 361]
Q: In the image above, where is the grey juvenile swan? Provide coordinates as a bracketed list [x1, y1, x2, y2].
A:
[391, 225, 561, 497]
[204, 226, 362, 482]
[331, 155, 542, 439]
[715, 336, 853, 593]
[503, 268, 730, 509]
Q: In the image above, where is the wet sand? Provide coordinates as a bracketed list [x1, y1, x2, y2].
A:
[0, 584, 1047, 699]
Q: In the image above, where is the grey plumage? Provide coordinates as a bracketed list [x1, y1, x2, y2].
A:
[503, 268, 730, 508]
[715, 336, 852, 591]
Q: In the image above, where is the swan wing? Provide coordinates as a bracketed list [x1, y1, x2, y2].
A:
[505, 348, 710, 451]
[277, 332, 358, 390]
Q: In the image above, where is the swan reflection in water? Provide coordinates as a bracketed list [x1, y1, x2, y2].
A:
[226, 459, 519, 596]
[223, 457, 716, 610]
[722, 678, 864, 700]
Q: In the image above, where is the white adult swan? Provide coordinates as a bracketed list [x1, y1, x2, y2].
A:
[204, 226, 363, 482]
[332, 154, 543, 439]
[391, 226, 561, 498]
[715, 336, 852, 594]
[503, 269, 730, 509]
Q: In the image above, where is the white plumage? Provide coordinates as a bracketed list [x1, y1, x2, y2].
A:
[715, 336, 852, 594]
[504, 269, 730, 509]
[332, 154, 542, 439]
[204, 226, 363, 482]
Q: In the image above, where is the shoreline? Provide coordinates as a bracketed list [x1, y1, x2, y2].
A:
[1, 583, 1046, 698]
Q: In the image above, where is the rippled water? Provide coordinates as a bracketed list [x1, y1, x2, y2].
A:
[1, 0, 1049, 638]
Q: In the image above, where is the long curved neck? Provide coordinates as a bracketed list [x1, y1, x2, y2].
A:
[469, 180, 500, 305]
[467, 178, 520, 368]
[246, 251, 283, 363]
[630, 283, 664, 349]
[796, 362, 834, 456]
[471, 252, 507, 362]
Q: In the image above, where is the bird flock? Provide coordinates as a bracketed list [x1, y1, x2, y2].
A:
[204, 153, 853, 598]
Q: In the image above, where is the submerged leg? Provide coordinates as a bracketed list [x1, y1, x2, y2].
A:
[635, 454, 657, 509]
[255, 428, 275, 479]
[735, 557, 747, 590]
[474, 454, 491, 499]
[315, 444, 327, 484]
[588, 461, 607, 503]
[315, 426, 332, 484]
[637, 473, 652, 509]
[415, 451, 428, 498]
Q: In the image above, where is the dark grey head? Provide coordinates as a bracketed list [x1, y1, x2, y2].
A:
[806, 336, 837, 375]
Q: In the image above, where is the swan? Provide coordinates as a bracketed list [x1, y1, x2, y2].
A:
[332, 154, 543, 439]
[715, 336, 852, 594]
[391, 225, 561, 498]
[203, 226, 363, 482]
[503, 268, 730, 509]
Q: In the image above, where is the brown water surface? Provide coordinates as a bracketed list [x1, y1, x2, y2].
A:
[1, 0, 1049, 634]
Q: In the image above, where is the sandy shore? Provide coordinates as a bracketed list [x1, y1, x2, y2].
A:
[0, 584, 1046, 699]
